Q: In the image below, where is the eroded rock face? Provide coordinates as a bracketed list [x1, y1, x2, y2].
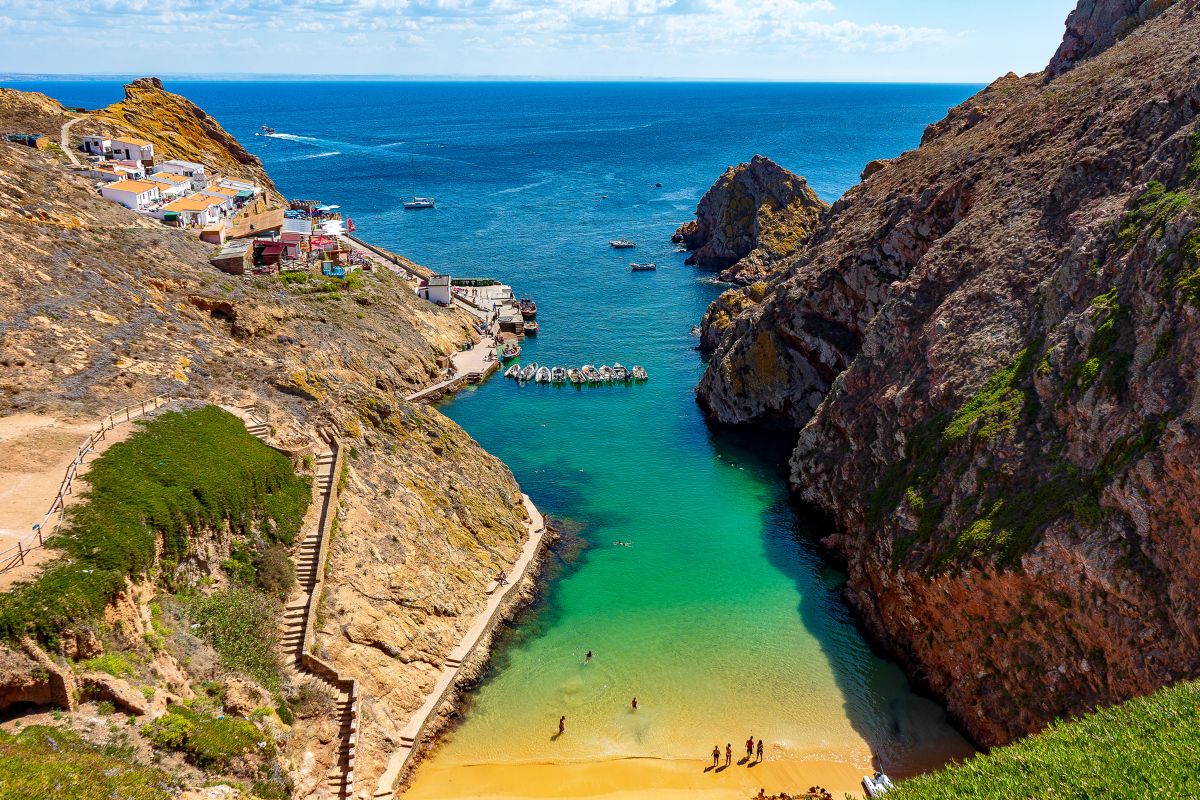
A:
[696, 0, 1200, 746]
[1046, 0, 1178, 77]
[674, 155, 827, 283]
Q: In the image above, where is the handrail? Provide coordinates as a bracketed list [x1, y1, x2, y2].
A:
[0, 393, 175, 575]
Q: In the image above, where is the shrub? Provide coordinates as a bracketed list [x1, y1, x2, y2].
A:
[0, 725, 175, 800]
[80, 652, 134, 678]
[255, 544, 295, 599]
[142, 704, 272, 771]
[185, 587, 282, 690]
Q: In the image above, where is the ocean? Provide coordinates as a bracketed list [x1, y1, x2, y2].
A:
[13, 80, 981, 793]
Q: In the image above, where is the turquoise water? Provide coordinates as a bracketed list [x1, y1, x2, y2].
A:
[16, 80, 978, 772]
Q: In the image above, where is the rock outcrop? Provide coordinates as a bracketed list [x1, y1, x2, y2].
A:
[1046, 0, 1178, 77]
[674, 155, 827, 283]
[696, 0, 1200, 747]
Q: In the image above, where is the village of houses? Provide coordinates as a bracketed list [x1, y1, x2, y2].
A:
[4, 127, 529, 391]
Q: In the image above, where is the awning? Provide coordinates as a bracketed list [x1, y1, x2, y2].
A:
[237, 190, 254, 198]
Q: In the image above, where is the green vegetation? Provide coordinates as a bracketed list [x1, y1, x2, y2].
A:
[80, 652, 134, 678]
[184, 587, 282, 690]
[1065, 288, 1132, 397]
[943, 345, 1039, 442]
[888, 680, 1200, 800]
[0, 725, 176, 800]
[143, 703, 273, 770]
[1119, 180, 1197, 249]
[0, 406, 310, 645]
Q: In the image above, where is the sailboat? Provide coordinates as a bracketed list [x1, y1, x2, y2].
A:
[403, 156, 435, 209]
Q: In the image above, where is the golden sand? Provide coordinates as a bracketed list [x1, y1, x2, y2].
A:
[403, 756, 866, 800]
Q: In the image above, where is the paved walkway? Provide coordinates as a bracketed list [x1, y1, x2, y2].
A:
[374, 495, 546, 799]
[60, 117, 82, 165]
[404, 332, 499, 402]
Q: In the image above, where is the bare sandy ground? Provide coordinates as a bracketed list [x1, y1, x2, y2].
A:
[0, 413, 131, 589]
[403, 756, 867, 800]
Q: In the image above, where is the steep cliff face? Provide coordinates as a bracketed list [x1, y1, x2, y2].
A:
[697, 0, 1200, 747]
[674, 155, 827, 283]
[0, 86, 527, 796]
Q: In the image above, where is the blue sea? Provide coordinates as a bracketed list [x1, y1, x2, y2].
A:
[13, 80, 982, 791]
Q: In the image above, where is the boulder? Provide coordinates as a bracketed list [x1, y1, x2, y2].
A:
[79, 671, 149, 715]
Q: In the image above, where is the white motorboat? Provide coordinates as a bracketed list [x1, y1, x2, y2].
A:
[520, 362, 538, 382]
[403, 196, 435, 210]
[581, 364, 600, 384]
[567, 368, 582, 385]
[609, 239, 636, 249]
[630, 262, 657, 271]
[551, 366, 568, 383]
[535, 366, 552, 383]
[632, 365, 648, 381]
[597, 365, 614, 382]
[504, 363, 521, 379]
[613, 363, 630, 382]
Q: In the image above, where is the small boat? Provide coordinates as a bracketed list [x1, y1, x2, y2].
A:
[403, 196, 435, 210]
[258, 125, 276, 136]
[609, 239, 636, 249]
[632, 366, 648, 381]
[519, 297, 537, 318]
[630, 263, 657, 272]
[520, 362, 538, 382]
[524, 319, 539, 335]
[673, 247, 687, 254]
[501, 343, 521, 360]
[535, 366, 552, 383]
[598, 365, 614, 382]
[504, 363, 521, 379]
[613, 363, 630, 382]
[862, 772, 894, 798]
[581, 364, 599, 384]
[551, 366, 568, 383]
[567, 368, 582, 385]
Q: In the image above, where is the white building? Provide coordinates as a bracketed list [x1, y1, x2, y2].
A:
[100, 179, 161, 211]
[82, 135, 155, 163]
[158, 193, 227, 227]
[217, 177, 261, 195]
[419, 274, 453, 305]
[146, 171, 193, 199]
[156, 159, 209, 190]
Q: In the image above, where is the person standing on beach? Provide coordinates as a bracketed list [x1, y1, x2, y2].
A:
[712, 745, 720, 768]
[558, 716, 565, 735]
[746, 736, 754, 761]
[725, 743, 732, 767]
[756, 738, 764, 762]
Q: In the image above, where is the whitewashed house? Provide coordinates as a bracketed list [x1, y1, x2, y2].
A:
[81, 135, 113, 157]
[159, 193, 226, 227]
[100, 179, 161, 211]
[156, 159, 209, 190]
[419, 274, 453, 305]
[82, 135, 155, 163]
[146, 171, 193, 199]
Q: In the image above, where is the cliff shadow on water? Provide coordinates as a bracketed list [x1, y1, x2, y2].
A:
[705, 423, 975, 775]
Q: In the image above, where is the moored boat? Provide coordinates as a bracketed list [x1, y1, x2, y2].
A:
[581, 364, 598, 383]
[504, 363, 521, 379]
[501, 343, 521, 360]
[613, 363, 629, 382]
[551, 366, 568, 383]
[520, 362, 538, 381]
[567, 368, 582, 385]
[630, 262, 657, 271]
[598, 365, 614, 382]
[535, 366, 552, 383]
[519, 297, 537, 318]
[609, 239, 636, 249]
[523, 319, 539, 335]
[632, 365, 648, 381]
[403, 196, 435, 210]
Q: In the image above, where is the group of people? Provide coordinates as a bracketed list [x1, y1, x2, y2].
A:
[710, 735, 765, 768]
[753, 788, 834, 800]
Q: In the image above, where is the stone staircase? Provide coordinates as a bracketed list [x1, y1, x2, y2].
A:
[238, 409, 359, 799]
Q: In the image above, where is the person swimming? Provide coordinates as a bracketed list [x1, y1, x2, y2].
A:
[585, 650, 593, 662]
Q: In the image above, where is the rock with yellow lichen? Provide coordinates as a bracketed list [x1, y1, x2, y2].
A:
[673, 154, 827, 284]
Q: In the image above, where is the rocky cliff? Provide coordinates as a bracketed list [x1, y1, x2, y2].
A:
[696, 0, 1200, 747]
[673, 155, 827, 283]
[0, 84, 528, 798]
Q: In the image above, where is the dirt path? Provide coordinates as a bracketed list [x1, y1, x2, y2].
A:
[60, 117, 83, 165]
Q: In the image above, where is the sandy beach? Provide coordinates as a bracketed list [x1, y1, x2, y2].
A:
[403, 756, 866, 800]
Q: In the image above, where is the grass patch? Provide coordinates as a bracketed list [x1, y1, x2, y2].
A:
[0, 725, 176, 800]
[184, 587, 282, 690]
[143, 703, 273, 770]
[1119, 181, 1197, 250]
[1065, 289, 1132, 398]
[0, 406, 310, 645]
[943, 344, 1039, 442]
[887, 680, 1200, 800]
[79, 652, 134, 678]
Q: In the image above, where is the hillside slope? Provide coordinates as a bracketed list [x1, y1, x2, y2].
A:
[0, 88, 528, 798]
[696, 0, 1200, 747]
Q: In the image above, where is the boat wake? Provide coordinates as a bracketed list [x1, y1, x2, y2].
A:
[495, 177, 553, 196]
[289, 150, 341, 160]
[262, 132, 322, 143]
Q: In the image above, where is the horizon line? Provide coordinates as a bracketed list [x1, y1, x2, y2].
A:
[0, 71, 998, 85]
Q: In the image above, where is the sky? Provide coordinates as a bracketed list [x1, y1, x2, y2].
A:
[0, 0, 1078, 82]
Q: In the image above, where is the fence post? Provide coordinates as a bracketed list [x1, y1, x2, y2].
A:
[16, 542, 23, 567]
